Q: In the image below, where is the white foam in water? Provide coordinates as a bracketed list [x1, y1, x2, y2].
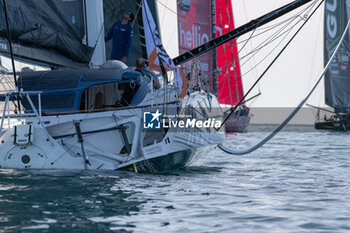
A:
[31, 218, 57, 224]
[21, 224, 50, 230]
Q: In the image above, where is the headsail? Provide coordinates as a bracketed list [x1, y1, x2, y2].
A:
[142, 0, 187, 98]
[324, 0, 350, 113]
[0, 0, 94, 68]
[216, 0, 244, 106]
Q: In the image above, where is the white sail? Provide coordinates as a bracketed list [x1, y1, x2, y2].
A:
[142, 0, 187, 97]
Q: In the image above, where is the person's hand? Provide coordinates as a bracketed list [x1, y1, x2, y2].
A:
[153, 82, 161, 89]
[121, 56, 127, 63]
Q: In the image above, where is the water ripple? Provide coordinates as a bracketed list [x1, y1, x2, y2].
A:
[0, 129, 349, 232]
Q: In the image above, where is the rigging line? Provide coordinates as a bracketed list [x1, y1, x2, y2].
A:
[219, 18, 350, 156]
[236, 20, 260, 56]
[197, 16, 299, 99]
[0, 68, 15, 89]
[90, 21, 105, 57]
[252, 1, 314, 31]
[212, 8, 306, 68]
[234, 0, 316, 49]
[239, 22, 296, 77]
[214, 22, 297, 92]
[306, 104, 335, 114]
[133, 1, 142, 27]
[218, 1, 313, 96]
[305, 8, 323, 104]
[217, 0, 324, 131]
[182, 4, 308, 74]
[51, 140, 79, 164]
[164, 27, 177, 50]
[242, 0, 260, 92]
[157, 0, 301, 35]
[184, 21, 293, 100]
[156, 0, 210, 28]
[216, 21, 289, 59]
[231, 17, 299, 50]
[240, 31, 293, 78]
[239, 1, 318, 76]
[159, 0, 169, 29]
[239, 17, 297, 65]
[238, 5, 311, 66]
[2, 0, 21, 112]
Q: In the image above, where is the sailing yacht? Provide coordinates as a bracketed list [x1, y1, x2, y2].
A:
[0, 0, 224, 171]
[0, 0, 314, 171]
[176, 0, 250, 132]
[314, 0, 350, 130]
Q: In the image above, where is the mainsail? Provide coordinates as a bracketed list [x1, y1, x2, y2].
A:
[177, 0, 213, 93]
[0, 0, 94, 68]
[324, 0, 350, 113]
[216, 0, 244, 106]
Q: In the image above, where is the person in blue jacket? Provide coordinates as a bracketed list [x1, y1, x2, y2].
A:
[105, 11, 135, 63]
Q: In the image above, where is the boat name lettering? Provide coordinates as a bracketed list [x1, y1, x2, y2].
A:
[145, 146, 162, 154]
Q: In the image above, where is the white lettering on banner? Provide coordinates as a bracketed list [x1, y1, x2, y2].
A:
[179, 22, 209, 49]
[0, 42, 8, 50]
[326, 0, 337, 38]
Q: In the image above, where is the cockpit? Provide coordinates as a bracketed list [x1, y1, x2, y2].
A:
[17, 64, 158, 115]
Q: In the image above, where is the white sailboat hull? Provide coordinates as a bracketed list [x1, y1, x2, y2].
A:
[0, 91, 224, 171]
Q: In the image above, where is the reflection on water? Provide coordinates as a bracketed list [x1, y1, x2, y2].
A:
[0, 170, 145, 232]
[0, 128, 350, 232]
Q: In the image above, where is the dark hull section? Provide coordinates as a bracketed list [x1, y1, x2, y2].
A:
[315, 113, 350, 131]
[224, 108, 250, 133]
[125, 149, 198, 172]
[225, 115, 250, 133]
[315, 120, 350, 131]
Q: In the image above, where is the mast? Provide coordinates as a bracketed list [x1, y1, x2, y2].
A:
[173, 0, 313, 66]
[211, 0, 217, 95]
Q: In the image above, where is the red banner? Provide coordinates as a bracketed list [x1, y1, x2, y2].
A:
[177, 0, 213, 92]
[216, 0, 243, 105]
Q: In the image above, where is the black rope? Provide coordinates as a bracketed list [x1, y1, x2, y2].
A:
[2, 0, 21, 112]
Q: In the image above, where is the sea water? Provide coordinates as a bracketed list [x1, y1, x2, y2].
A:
[0, 125, 350, 232]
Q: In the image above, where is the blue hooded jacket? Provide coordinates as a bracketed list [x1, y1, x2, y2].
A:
[105, 22, 134, 62]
